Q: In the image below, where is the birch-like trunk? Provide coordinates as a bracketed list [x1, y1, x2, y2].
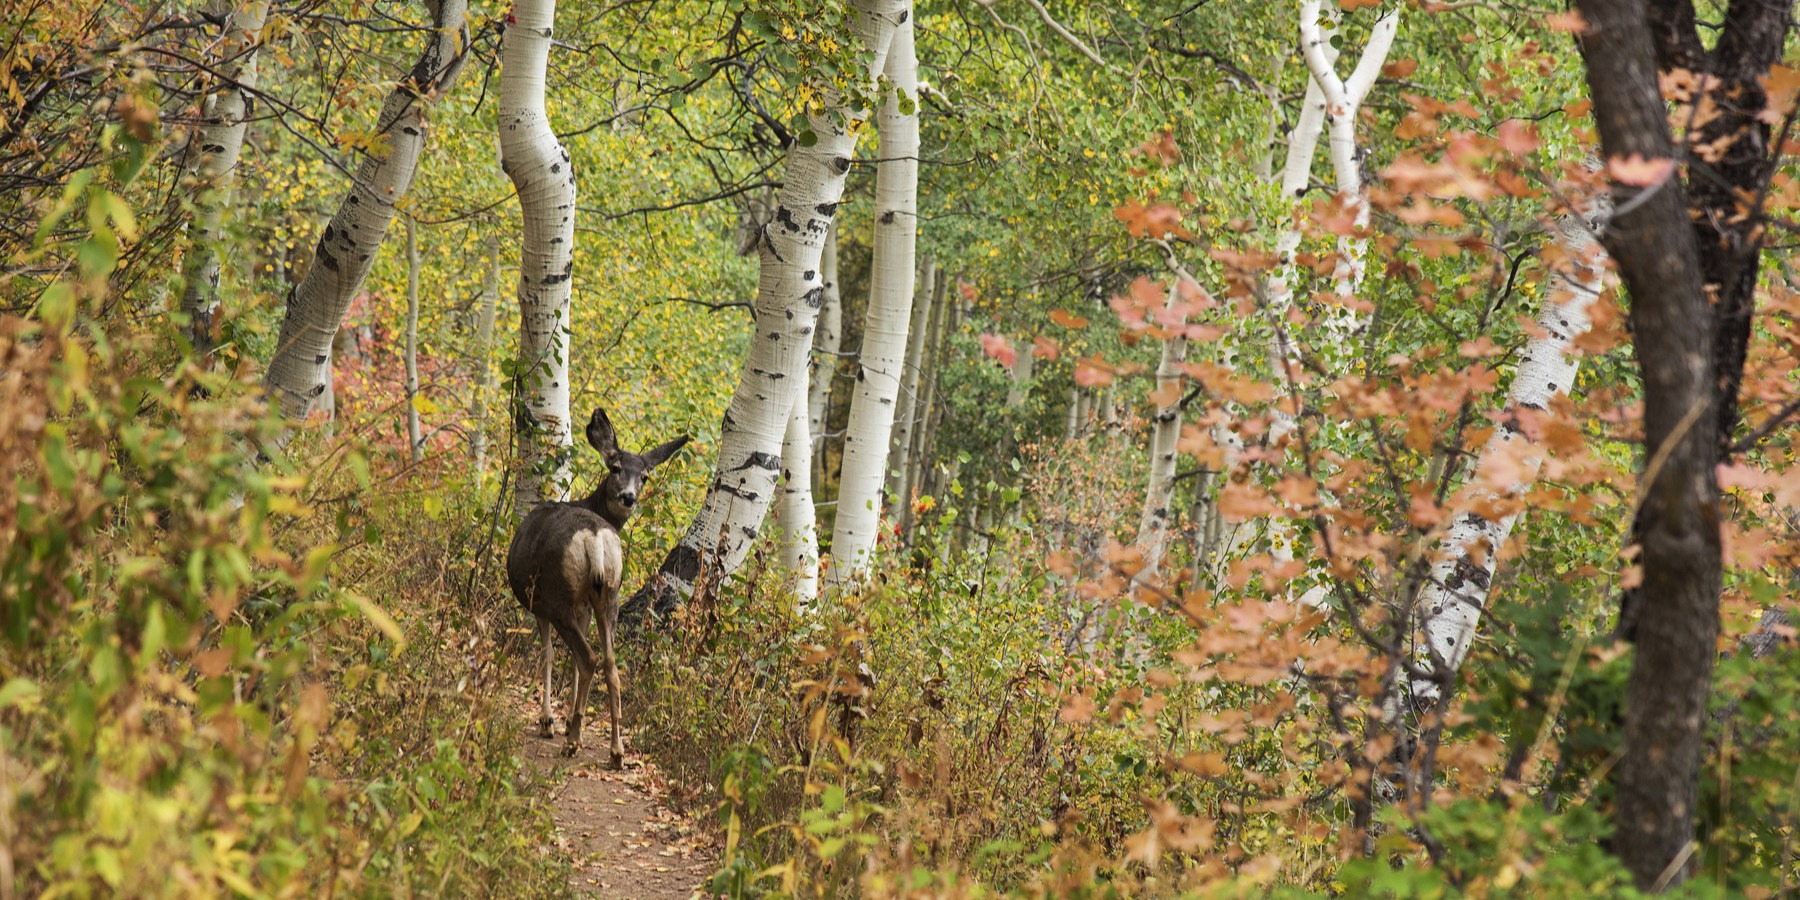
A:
[1298, 0, 1399, 305]
[777, 391, 820, 603]
[1137, 274, 1194, 575]
[628, 0, 909, 619]
[1405, 200, 1609, 709]
[899, 271, 946, 542]
[470, 235, 500, 479]
[808, 224, 843, 449]
[890, 257, 935, 518]
[263, 0, 470, 436]
[178, 1, 268, 353]
[498, 0, 577, 514]
[404, 216, 423, 462]
[827, 18, 919, 590]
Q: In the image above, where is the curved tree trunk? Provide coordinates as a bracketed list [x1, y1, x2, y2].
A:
[1405, 199, 1609, 709]
[178, 0, 268, 354]
[498, 0, 578, 515]
[827, 16, 920, 591]
[625, 0, 910, 622]
[263, 0, 470, 438]
[1298, 0, 1398, 309]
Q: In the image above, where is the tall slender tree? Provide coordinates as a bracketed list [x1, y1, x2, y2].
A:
[498, 0, 578, 513]
[1575, 0, 1794, 886]
[263, 0, 470, 437]
[828, 14, 920, 591]
[1405, 197, 1609, 711]
[177, 1, 268, 355]
[626, 0, 911, 621]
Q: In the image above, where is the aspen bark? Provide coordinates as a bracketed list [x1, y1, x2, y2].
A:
[263, 0, 470, 438]
[404, 216, 423, 462]
[827, 17, 920, 590]
[470, 235, 500, 479]
[777, 391, 820, 603]
[890, 257, 936, 519]
[1137, 274, 1196, 576]
[1407, 199, 1608, 709]
[627, 0, 910, 620]
[498, 0, 578, 514]
[178, 1, 268, 354]
[808, 224, 843, 450]
[1298, 0, 1399, 304]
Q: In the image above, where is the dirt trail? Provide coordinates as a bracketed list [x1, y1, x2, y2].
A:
[520, 721, 716, 898]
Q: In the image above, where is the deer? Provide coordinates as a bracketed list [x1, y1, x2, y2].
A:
[507, 407, 688, 765]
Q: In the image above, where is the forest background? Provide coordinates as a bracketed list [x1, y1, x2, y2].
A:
[3, 0, 1800, 896]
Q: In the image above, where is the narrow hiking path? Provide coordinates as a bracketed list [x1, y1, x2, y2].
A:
[517, 703, 716, 898]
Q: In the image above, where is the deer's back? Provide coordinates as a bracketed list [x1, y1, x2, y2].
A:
[507, 503, 624, 619]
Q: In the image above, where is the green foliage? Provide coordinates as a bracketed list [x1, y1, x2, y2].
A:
[0, 171, 563, 897]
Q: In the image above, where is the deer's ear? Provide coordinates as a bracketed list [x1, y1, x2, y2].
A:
[641, 435, 690, 469]
[586, 408, 623, 469]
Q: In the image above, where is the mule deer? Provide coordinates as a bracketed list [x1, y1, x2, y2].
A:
[507, 407, 688, 764]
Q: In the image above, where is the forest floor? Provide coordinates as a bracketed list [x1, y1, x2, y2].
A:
[517, 695, 717, 898]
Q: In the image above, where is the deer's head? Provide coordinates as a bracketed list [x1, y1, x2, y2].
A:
[584, 407, 689, 528]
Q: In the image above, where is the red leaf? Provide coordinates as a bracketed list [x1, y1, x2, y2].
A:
[979, 333, 1017, 367]
[1496, 119, 1540, 155]
[1608, 153, 1677, 188]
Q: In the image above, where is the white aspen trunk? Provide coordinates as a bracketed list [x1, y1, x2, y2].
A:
[498, 0, 577, 514]
[630, 0, 909, 617]
[808, 224, 844, 449]
[470, 235, 500, 479]
[1406, 202, 1608, 709]
[826, 15, 920, 591]
[1005, 346, 1035, 407]
[404, 216, 423, 462]
[1137, 276, 1193, 575]
[1064, 388, 1080, 440]
[900, 272, 946, 542]
[178, 1, 269, 353]
[777, 391, 820, 604]
[262, 0, 470, 436]
[1298, 0, 1399, 305]
[890, 257, 936, 518]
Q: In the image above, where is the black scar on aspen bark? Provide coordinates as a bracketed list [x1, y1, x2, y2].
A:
[202, 143, 226, 154]
[803, 270, 816, 281]
[740, 451, 781, 471]
[550, 163, 560, 173]
[775, 206, 799, 232]
[802, 287, 826, 309]
[318, 249, 340, 272]
[880, 210, 896, 224]
[832, 157, 851, 174]
[310, 383, 326, 397]
[665, 544, 701, 582]
[815, 202, 838, 216]
[402, 126, 419, 136]
[785, 309, 794, 320]
[898, 8, 909, 22]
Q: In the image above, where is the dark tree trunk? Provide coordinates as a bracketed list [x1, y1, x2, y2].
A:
[1576, 0, 1722, 889]
[1578, 0, 1796, 888]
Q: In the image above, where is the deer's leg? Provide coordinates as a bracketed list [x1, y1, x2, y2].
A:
[537, 619, 555, 737]
[551, 620, 597, 757]
[601, 607, 624, 769]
